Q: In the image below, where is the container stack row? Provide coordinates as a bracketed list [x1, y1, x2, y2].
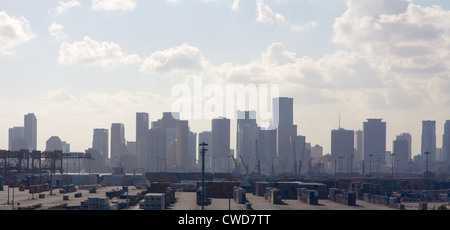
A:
[87, 197, 116, 210]
[139, 193, 166, 210]
[297, 188, 319, 205]
[233, 186, 246, 204]
[264, 187, 281, 204]
[329, 188, 356, 206]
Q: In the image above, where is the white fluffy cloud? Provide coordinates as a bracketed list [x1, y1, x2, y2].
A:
[49, 0, 81, 16]
[48, 23, 68, 40]
[91, 0, 137, 11]
[58, 36, 142, 68]
[140, 43, 208, 75]
[256, 0, 285, 26]
[0, 11, 35, 56]
[334, 0, 450, 75]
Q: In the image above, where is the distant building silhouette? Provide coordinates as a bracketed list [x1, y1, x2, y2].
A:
[93, 128, 109, 158]
[136, 112, 149, 169]
[9, 126, 26, 151]
[212, 117, 230, 173]
[111, 123, 126, 166]
[24, 113, 37, 151]
[363, 119, 386, 175]
[236, 111, 258, 173]
[354, 130, 363, 172]
[421, 120, 436, 171]
[46, 136, 62, 152]
[331, 128, 354, 175]
[443, 120, 450, 173]
[198, 131, 212, 172]
[393, 135, 410, 174]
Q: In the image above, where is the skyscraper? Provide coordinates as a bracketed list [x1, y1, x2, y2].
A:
[393, 135, 409, 174]
[136, 112, 149, 168]
[421, 120, 436, 170]
[331, 128, 354, 174]
[396, 133, 412, 161]
[443, 120, 450, 173]
[273, 97, 297, 175]
[176, 120, 189, 172]
[9, 127, 26, 151]
[363, 119, 386, 175]
[93, 128, 108, 157]
[236, 111, 258, 171]
[212, 117, 230, 173]
[257, 128, 277, 175]
[111, 123, 126, 166]
[355, 130, 363, 172]
[24, 113, 37, 151]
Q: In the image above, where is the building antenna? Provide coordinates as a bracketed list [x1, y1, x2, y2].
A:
[338, 110, 341, 129]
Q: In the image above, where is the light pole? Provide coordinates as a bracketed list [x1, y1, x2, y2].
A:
[391, 153, 395, 195]
[199, 142, 208, 211]
[424, 151, 430, 210]
[369, 154, 373, 195]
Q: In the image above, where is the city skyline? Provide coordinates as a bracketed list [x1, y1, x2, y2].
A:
[1, 0, 450, 158]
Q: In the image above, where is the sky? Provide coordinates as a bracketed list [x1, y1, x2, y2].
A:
[1, 0, 450, 158]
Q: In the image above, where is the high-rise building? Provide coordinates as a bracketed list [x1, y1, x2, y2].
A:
[111, 123, 126, 166]
[421, 120, 436, 170]
[331, 128, 354, 174]
[147, 127, 167, 172]
[393, 135, 409, 174]
[176, 120, 189, 172]
[188, 131, 197, 171]
[443, 120, 450, 173]
[136, 112, 149, 168]
[9, 127, 26, 151]
[257, 128, 277, 175]
[311, 144, 323, 159]
[93, 129, 108, 157]
[272, 97, 293, 128]
[212, 117, 230, 173]
[24, 113, 37, 151]
[236, 111, 258, 171]
[355, 130, 363, 172]
[46, 136, 62, 151]
[396, 133, 412, 161]
[363, 119, 386, 175]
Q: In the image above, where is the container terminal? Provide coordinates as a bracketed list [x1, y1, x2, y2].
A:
[1, 171, 449, 211]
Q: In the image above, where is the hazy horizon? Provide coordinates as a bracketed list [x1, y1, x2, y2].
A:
[1, 0, 450, 158]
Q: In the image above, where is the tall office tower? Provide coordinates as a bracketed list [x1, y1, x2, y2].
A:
[396, 133, 412, 161]
[188, 131, 197, 171]
[363, 119, 386, 175]
[24, 113, 37, 151]
[331, 128, 354, 175]
[175, 120, 189, 172]
[272, 97, 293, 128]
[111, 123, 126, 166]
[257, 128, 277, 175]
[148, 127, 167, 172]
[9, 127, 26, 151]
[421, 120, 436, 170]
[46, 136, 63, 151]
[291, 135, 307, 175]
[355, 130, 363, 172]
[393, 135, 410, 174]
[212, 117, 230, 173]
[443, 121, 450, 173]
[198, 131, 212, 172]
[273, 97, 297, 175]
[236, 111, 258, 171]
[93, 129, 109, 157]
[136, 112, 149, 168]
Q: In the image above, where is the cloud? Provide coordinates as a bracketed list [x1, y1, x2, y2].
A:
[91, 0, 137, 11]
[140, 43, 208, 75]
[58, 36, 142, 68]
[41, 88, 77, 102]
[333, 0, 450, 75]
[49, 0, 81, 16]
[0, 11, 35, 56]
[231, 0, 240, 11]
[291, 21, 317, 32]
[48, 23, 68, 40]
[256, 0, 285, 26]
